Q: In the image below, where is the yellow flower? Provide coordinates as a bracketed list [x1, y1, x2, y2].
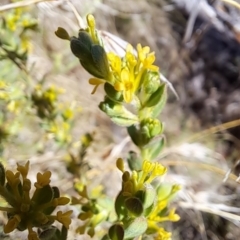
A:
[108, 43, 159, 103]
[107, 53, 121, 75]
[88, 78, 106, 94]
[125, 45, 137, 66]
[139, 160, 154, 185]
[112, 45, 140, 103]
[168, 208, 180, 222]
[34, 171, 51, 189]
[152, 162, 167, 177]
[114, 67, 136, 103]
[87, 14, 95, 29]
[146, 162, 167, 184]
[4, 214, 21, 233]
[6, 14, 19, 31]
[7, 100, 21, 114]
[148, 202, 180, 224]
[0, 92, 9, 100]
[43, 86, 63, 103]
[56, 210, 73, 229]
[5, 170, 20, 188]
[155, 228, 172, 240]
[21, 18, 32, 28]
[56, 197, 70, 205]
[148, 200, 168, 222]
[22, 179, 31, 192]
[139, 160, 167, 185]
[0, 81, 7, 89]
[86, 14, 99, 45]
[20, 35, 32, 52]
[137, 44, 159, 71]
[17, 161, 30, 179]
[62, 108, 74, 120]
[47, 121, 71, 143]
[143, 160, 155, 174]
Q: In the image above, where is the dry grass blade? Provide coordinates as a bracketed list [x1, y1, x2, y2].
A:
[179, 201, 240, 222]
[222, 0, 240, 10]
[186, 119, 240, 143]
[0, 0, 56, 12]
[161, 159, 239, 183]
[66, 0, 85, 28]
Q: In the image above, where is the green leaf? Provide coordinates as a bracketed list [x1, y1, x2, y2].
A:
[54, 228, 62, 239]
[43, 186, 60, 214]
[151, 85, 167, 118]
[125, 197, 143, 216]
[143, 84, 166, 108]
[104, 82, 124, 103]
[146, 136, 165, 160]
[70, 35, 92, 60]
[108, 224, 124, 240]
[80, 58, 106, 79]
[142, 184, 156, 209]
[127, 151, 142, 171]
[143, 201, 155, 217]
[34, 185, 54, 205]
[157, 183, 172, 201]
[137, 125, 152, 146]
[91, 44, 110, 79]
[115, 191, 127, 219]
[124, 217, 148, 239]
[60, 225, 68, 240]
[70, 31, 110, 79]
[99, 99, 138, 126]
[127, 125, 141, 147]
[142, 71, 160, 95]
[0, 162, 5, 186]
[110, 116, 139, 127]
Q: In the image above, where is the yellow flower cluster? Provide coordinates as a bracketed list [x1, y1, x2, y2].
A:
[89, 44, 159, 104]
[4, 6, 37, 52]
[116, 158, 180, 239]
[108, 44, 159, 103]
[0, 161, 72, 240]
[119, 159, 167, 196]
[78, 14, 160, 104]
